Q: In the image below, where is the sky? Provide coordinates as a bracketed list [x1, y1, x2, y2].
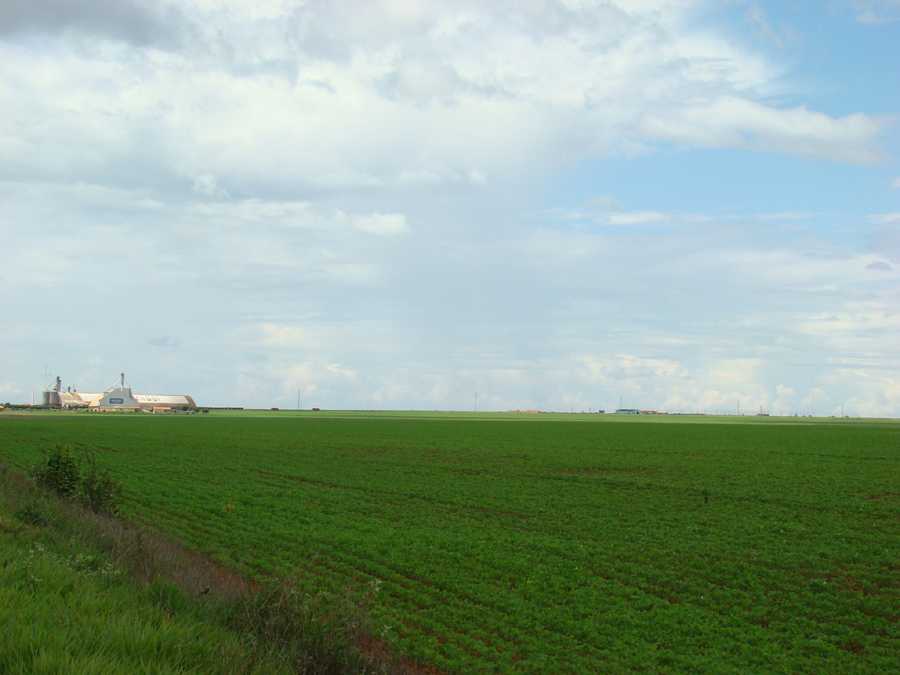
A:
[1, 0, 899, 416]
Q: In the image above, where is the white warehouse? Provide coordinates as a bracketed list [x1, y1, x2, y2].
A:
[43, 374, 196, 412]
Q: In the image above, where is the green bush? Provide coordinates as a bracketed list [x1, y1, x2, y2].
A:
[79, 453, 123, 515]
[32, 445, 80, 498]
[30, 446, 122, 515]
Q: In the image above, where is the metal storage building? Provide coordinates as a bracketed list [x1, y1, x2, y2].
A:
[45, 373, 196, 411]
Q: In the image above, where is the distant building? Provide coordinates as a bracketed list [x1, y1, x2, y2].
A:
[44, 373, 196, 412]
[615, 408, 640, 415]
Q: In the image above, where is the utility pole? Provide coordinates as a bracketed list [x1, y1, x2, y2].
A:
[474, 391, 478, 412]
[297, 388, 302, 410]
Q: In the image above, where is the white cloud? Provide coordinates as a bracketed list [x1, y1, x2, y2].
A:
[350, 212, 409, 236]
[0, 382, 20, 396]
[0, 0, 886, 199]
[708, 358, 762, 388]
[192, 174, 229, 198]
[811, 368, 900, 418]
[871, 212, 900, 225]
[641, 96, 884, 163]
[580, 354, 687, 384]
[772, 383, 797, 411]
[607, 211, 669, 225]
[853, 0, 900, 24]
[795, 303, 900, 346]
[1, 1, 897, 416]
[257, 324, 323, 350]
[892, 177, 900, 190]
[756, 211, 814, 222]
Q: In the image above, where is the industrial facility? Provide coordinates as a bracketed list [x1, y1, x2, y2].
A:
[42, 373, 196, 412]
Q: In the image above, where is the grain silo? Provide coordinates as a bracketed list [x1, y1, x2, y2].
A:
[41, 376, 62, 408]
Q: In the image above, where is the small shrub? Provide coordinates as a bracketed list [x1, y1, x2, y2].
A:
[79, 453, 123, 515]
[32, 445, 81, 498]
[29, 445, 123, 515]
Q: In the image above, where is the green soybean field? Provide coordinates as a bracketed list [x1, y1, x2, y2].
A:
[1, 411, 897, 673]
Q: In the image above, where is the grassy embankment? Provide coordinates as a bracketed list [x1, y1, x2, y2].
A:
[0, 461, 390, 674]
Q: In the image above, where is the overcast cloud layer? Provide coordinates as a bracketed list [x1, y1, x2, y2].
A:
[2, 0, 899, 416]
